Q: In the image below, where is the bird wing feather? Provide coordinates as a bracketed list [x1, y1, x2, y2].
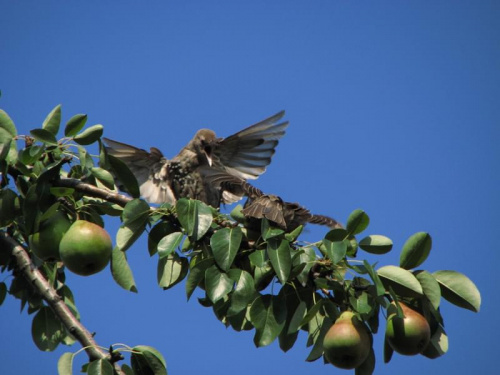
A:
[103, 138, 175, 204]
[211, 111, 288, 180]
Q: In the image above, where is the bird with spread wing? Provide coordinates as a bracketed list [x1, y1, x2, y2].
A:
[103, 111, 288, 208]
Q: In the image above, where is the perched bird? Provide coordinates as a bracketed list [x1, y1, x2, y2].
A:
[103, 111, 288, 207]
[242, 194, 343, 232]
[213, 175, 343, 231]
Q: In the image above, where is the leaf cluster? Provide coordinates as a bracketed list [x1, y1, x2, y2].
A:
[0, 106, 481, 374]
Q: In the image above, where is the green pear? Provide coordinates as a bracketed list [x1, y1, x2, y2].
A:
[323, 311, 371, 369]
[59, 220, 112, 276]
[29, 211, 71, 261]
[385, 301, 431, 355]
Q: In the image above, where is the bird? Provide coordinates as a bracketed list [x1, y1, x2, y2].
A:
[103, 111, 288, 207]
[213, 175, 343, 231]
[242, 194, 343, 232]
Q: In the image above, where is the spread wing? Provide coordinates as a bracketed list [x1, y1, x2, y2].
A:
[242, 195, 288, 229]
[103, 138, 175, 204]
[200, 169, 264, 205]
[210, 111, 288, 180]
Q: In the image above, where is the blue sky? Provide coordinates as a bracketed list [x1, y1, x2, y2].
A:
[1, 1, 498, 374]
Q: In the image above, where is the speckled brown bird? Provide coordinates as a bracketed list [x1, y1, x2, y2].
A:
[213, 175, 343, 231]
[242, 194, 343, 231]
[103, 111, 288, 207]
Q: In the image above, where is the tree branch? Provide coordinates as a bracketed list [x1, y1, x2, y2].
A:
[54, 178, 133, 207]
[0, 232, 125, 375]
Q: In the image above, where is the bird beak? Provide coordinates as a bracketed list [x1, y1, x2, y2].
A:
[204, 146, 213, 166]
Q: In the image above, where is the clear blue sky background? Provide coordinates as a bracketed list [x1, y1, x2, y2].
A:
[1, 1, 498, 374]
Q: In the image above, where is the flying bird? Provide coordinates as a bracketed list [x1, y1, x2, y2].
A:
[103, 111, 288, 207]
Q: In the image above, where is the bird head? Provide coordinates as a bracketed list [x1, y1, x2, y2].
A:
[190, 129, 218, 166]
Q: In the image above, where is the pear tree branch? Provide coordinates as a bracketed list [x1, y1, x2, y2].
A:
[0, 232, 126, 375]
[54, 178, 132, 207]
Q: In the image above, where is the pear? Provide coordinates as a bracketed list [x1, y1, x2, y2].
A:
[29, 211, 71, 261]
[323, 311, 371, 369]
[385, 301, 431, 355]
[59, 220, 112, 276]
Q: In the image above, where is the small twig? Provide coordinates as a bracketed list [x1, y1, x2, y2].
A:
[0, 232, 125, 375]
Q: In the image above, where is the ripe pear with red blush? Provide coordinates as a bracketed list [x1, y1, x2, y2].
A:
[323, 311, 371, 369]
[385, 301, 431, 355]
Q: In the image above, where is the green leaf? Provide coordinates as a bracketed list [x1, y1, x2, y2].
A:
[18, 144, 44, 165]
[267, 238, 292, 284]
[299, 299, 324, 328]
[230, 204, 245, 222]
[116, 199, 150, 251]
[74, 124, 104, 145]
[211, 227, 242, 272]
[116, 224, 145, 252]
[305, 316, 333, 362]
[131, 345, 167, 375]
[254, 263, 274, 291]
[324, 227, 348, 242]
[305, 307, 325, 360]
[249, 249, 267, 268]
[205, 265, 233, 303]
[107, 155, 140, 198]
[65, 114, 87, 137]
[322, 238, 347, 264]
[0, 127, 13, 161]
[158, 232, 184, 258]
[0, 110, 16, 163]
[226, 308, 253, 332]
[249, 294, 286, 347]
[50, 187, 75, 197]
[359, 235, 393, 254]
[414, 270, 441, 310]
[42, 104, 62, 136]
[88, 359, 114, 375]
[57, 352, 74, 375]
[157, 253, 188, 289]
[121, 364, 134, 375]
[355, 348, 376, 375]
[0, 282, 7, 305]
[111, 247, 138, 293]
[384, 336, 394, 363]
[285, 225, 303, 242]
[30, 128, 58, 145]
[148, 221, 177, 256]
[90, 167, 115, 189]
[400, 232, 432, 269]
[0, 188, 19, 227]
[421, 325, 448, 359]
[433, 270, 481, 312]
[176, 198, 213, 241]
[377, 265, 423, 297]
[185, 255, 214, 300]
[363, 260, 386, 298]
[346, 209, 370, 235]
[350, 291, 374, 316]
[294, 246, 316, 286]
[287, 300, 307, 334]
[227, 269, 257, 316]
[261, 218, 284, 240]
[31, 306, 63, 351]
[0, 109, 17, 136]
